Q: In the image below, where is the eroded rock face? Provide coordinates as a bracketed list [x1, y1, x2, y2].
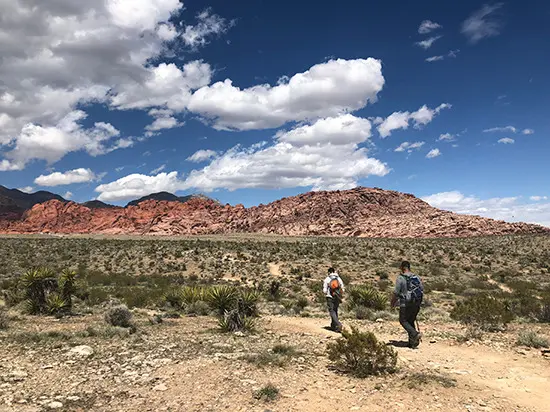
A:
[0, 187, 548, 238]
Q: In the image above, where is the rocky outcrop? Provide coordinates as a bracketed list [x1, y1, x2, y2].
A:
[0, 187, 548, 238]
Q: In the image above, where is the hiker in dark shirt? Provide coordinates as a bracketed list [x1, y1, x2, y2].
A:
[391, 261, 424, 348]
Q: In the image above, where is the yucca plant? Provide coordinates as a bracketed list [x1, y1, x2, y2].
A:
[163, 289, 184, 309]
[348, 286, 388, 311]
[208, 286, 237, 316]
[46, 293, 68, 317]
[218, 308, 255, 333]
[59, 269, 77, 311]
[239, 289, 261, 317]
[20, 268, 58, 314]
[181, 286, 207, 306]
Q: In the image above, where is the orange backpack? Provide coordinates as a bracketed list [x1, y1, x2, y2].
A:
[329, 276, 341, 298]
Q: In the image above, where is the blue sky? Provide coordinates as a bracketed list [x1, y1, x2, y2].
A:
[0, 0, 549, 226]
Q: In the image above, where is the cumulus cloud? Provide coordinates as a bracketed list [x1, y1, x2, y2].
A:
[426, 148, 441, 158]
[395, 141, 425, 153]
[422, 191, 550, 227]
[34, 168, 98, 187]
[418, 20, 442, 34]
[522, 129, 534, 135]
[181, 114, 389, 192]
[187, 149, 218, 163]
[426, 56, 444, 62]
[0, 0, 226, 169]
[415, 35, 442, 50]
[461, 3, 504, 44]
[498, 138, 514, 144]
[483, 126, 517, 133]
[95, 172, 182, 202]
[531, 196, 548, 201]
[18, 186, 34, 194]
[377, 103, 451, 137]
[2, 111, 122, 170]
[187, 58, 385, 131]
[438, 133, 455, 142]
[64, 191, 73, 200]
[182, 8, 234, 49]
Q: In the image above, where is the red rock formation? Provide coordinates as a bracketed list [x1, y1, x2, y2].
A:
[0, 187, 548, 238]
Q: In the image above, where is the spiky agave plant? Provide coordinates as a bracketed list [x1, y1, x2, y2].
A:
[348, 286, 388, 311]
[208, 285, 237, 316]
[181, 286, 207, 306]
[59, 269, 77, 311]
[46, 293, 68, 317]
[20, 268, 58, 314]
[239, 289, 262, 317]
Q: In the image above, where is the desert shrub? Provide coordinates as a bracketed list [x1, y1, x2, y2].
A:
[163, 289, 184, 309]
[272, 344, 298, 357]
[59, 269, 77, 310]
[450, 294, 514, 331]
[20, 268, 58, 315]
[46, 294, 69, 317]
[327, 326, 397, 377]
[347, 286, 387, 311]
[267, 280, 282, 302]
[185, 301, 210, 316]
[295, 296, 309, 311]
[540, 295, 550, 323]
[505, 291, 542, 320]
[219, 309, 255, 333]
[376, 270, 389, 280]
[516, 331, 549, 349]
[181, 286, 207, 306]
[253, 384, 279, 402]
[456, 326, 484, 343]
[0, 308, 8, 329]
[208, 286, 237, 316]
[405, 372, 457, 389]
[355, 305, 371, 320]
[245, 352, 287, 367]
[105, 305, 133, 328]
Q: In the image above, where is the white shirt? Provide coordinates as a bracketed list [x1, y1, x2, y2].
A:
[323, 274, 345, 298]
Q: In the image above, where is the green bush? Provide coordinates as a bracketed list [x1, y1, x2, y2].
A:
[209, 286, 237, 316]
[327, 326, 397, 377]
[185, 300, 210, 316]
[450, 294, 514, 331]
[516, 331, 549, 349]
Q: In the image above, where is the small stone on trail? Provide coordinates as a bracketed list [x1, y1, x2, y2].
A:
[153, 384, 168, 392]
[47, 401, 63, 409]
[69, 345, 94, 357]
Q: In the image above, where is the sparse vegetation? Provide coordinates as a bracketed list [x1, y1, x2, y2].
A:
[253, 383, 279, 402]
[347, 285, 388, 311]
[516, 330, 549, 349]
[105, 304, 134, 329]
[327, 326, 397, 377]
[0, 307, 8, 329]
[405, 372, 457, 389]
[451, 293, 514, 331]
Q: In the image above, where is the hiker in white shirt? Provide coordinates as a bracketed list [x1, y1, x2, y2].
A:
[323, 268, 345, 332]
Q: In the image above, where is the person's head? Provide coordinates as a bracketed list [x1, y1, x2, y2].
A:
[400, 261, 411, 273]
[328, 267, 335, 275]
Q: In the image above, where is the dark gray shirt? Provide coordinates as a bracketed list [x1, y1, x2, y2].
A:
[394, 273, 420, 307]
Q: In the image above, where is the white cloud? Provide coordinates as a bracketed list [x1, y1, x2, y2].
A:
[461, 3, 504, 44]
[187, 58, 385, 131]
[95, 172, 182, 202]
[418, 20, 442, 34]
[422, 191, 550, 227]
[438, 133, 455, 142]
[483, 126, 517, 133]
[145, 116, 181, 135]
[415, 35, 442, 50]
[522, 129, 534, 135]
[531, 196, 548, 201]
[150, 164, 166, 175]
[426, 148, 441, 158]
[377, 103, 451, 137]
[498, 138, 514, 144]
[3, 111, 121, 170]
[35, 168, 98, 186]
[395, 141, 425, 153]
[426, 56, 444, 62]
[18, 186, 34, 194]
[187, 149, 218, 163]
[182, 8, 234, 49]
[0, 0, 228, 169]
[63, 191, 73, 200]
[180, 114, 390, 192]
[448, 49, 460, 58]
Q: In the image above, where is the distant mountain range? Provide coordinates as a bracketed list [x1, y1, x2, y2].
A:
[0, 185, 548, 238]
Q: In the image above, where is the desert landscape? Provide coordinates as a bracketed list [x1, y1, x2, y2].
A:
[1, 210, 549, 411]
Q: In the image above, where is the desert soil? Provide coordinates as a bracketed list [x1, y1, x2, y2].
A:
[1, 313, 549, 412]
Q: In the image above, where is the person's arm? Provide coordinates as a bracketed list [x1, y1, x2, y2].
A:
[322, 277, 329, 295]
[338, 276, 345, 292]
[391, 277, 402, 307]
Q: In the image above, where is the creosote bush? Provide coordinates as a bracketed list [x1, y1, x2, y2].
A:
[327, 326, 397, 377]
[105, 304, 134, 329]
[450, 293, 514, 331]
[253, 383, 279, 402]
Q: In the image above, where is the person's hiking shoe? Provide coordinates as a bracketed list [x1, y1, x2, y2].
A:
[410, 332, 423, 348]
